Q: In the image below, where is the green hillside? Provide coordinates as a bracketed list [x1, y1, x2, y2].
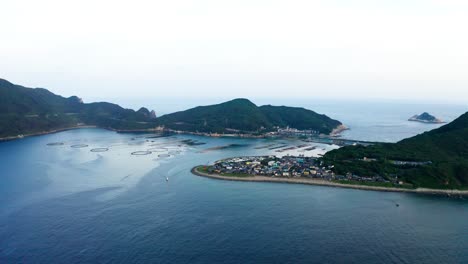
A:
[322, 112, 468, 189]
[259, 105, 341, 133]
[156, 98, 342, 134]
[0, 79, 158, 138]
[1, 80, 341, 138]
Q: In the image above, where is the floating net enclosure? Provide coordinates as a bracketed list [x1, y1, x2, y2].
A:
[71, 144, 89, 148]
[46, 142, 64, 146]
[90, 148, 109, 152]
[131, 151, 152, 156]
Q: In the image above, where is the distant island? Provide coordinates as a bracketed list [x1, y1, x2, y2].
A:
[409, 112, 445, 124]
[0, 79, 344, 140]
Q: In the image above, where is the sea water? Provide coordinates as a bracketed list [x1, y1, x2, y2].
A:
[0, 100, 467, 263]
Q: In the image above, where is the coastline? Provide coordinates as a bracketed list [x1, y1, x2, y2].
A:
[191, 166, 468, 197]
[154, 123, 349, 140]
[0, 125, 98, 142]
[1, 123, 348, 142]
[0, 126, 170, 142]
[330, 124, 349, 137]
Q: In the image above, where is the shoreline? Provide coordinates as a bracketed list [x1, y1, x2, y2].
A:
[330, 124, 349, 137]
[0, 124, 349, 142]
[191, 166, 468, 197]
[0, 125, 98, 142]
[0, 126, 171, 142]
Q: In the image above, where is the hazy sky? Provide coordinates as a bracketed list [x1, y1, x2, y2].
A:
[1, 0, 468, 103]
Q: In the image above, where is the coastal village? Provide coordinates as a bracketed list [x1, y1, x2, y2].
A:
[162, 126, 373, 147]
[205, 155, 397, 185]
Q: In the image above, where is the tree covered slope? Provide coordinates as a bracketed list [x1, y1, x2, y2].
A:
[156, 98, 342, 134]
[0, 79, 157, 137]
[323, 112, 468, 189]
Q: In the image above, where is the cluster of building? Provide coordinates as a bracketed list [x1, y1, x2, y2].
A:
[209, 156, 335, 180]
[343, 172, 392, 184]
[273, 127, 320, 137]
[208, 155, 403, 185]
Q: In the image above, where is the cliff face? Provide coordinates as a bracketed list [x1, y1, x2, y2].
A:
[150, 110, 157, 119]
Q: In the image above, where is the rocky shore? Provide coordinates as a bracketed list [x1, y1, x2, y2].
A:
[192, 166, 468, 197]
[330, 124, 349, 137]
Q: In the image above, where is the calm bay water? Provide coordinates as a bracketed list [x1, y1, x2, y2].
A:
[0, 127, 467, 263]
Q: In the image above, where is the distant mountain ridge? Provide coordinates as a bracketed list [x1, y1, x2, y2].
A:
[0, 79, 158, 138]
[156, 98, 342, 135]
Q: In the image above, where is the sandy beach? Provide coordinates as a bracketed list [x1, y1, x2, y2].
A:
[192, 166, 468, 197]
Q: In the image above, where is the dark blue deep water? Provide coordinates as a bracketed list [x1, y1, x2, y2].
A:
[0, 129, 467, 263]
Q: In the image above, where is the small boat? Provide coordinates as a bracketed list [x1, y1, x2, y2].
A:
[166, 177, 169, 182]
[396, 203, 399, 207]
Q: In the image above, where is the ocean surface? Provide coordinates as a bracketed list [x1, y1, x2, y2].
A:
[1, 101, 467, 263]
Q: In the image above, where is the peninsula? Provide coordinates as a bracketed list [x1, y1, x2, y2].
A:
[192, 165, 468, 196]
[193, 111, 468, 192]
[323, 111, 468, 190]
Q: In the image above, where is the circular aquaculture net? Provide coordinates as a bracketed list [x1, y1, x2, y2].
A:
[47, 142, 64, 146]
[90, 148, 109, 152]
[131, 151, 152, 156]
[71, 144, 89, 148]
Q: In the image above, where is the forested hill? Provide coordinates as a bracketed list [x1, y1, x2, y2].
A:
[0, 79, 157, 138]
[156, 98, 342, 134]
[1, 80, 341, 139]
[323, 112, 468, 189]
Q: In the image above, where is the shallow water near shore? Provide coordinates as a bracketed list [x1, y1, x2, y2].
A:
[1, 128, 467, 263]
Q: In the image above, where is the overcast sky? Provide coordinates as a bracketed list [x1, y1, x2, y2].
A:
[1, 0, 468, 103]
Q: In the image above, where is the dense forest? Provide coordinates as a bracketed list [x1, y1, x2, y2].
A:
[156, 98, 342, 134]
[0, 79, 157, 137]
[1, 79, 341, 138]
